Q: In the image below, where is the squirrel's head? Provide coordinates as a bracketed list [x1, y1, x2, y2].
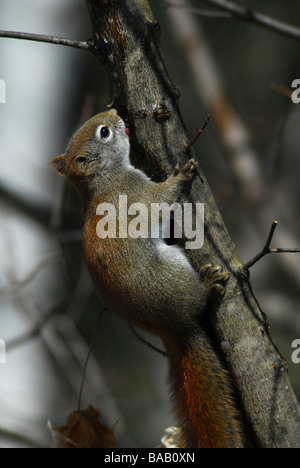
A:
[51, 109, 130, 192]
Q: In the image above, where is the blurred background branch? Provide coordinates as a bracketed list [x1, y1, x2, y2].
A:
[200, 0, 300, 41]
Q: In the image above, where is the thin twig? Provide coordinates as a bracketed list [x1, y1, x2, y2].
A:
[264, 219, 278, 251]
[186, 115, 211, 150]
[201, 0, 300, 42]
[129, 324, 167, 357]
[244, 220, 300, 270]
[270, 248, 300, 254]
[0, 30, 92, 50]
[244, 220, 278, 270]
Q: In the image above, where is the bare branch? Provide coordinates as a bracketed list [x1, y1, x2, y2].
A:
[264, 219, 279, 251]
[167, 0, 300, 43]
[0, 30, 92, 51]
[201, 0, 300, 42]
[244, 220, 300, 270]
[271, 248, 300, 254]
[128, 324, 168, 357]
[186, 114, 211, 150]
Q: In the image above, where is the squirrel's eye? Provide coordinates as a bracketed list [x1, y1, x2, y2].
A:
[95, 124, 113, 142]
[100, 126, 110, 138]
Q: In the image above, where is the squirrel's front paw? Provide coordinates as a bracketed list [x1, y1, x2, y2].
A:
[200, 264, 229, 297]
[171, 159, 198, 182]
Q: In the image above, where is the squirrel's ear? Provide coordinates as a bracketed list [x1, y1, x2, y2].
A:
[51, 154, 66, 175]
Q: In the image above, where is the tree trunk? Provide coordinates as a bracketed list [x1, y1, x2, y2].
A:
[85, 0, 300, 447]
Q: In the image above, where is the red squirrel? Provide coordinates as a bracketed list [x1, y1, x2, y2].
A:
[51, 109, 244, 448]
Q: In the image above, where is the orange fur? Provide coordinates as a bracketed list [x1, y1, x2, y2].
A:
[167, 335, 243, 448]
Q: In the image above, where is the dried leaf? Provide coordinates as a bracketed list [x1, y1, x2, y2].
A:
[48, 405, 115, 448]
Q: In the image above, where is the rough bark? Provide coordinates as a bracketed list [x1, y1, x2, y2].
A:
[85, 0, 300, 447]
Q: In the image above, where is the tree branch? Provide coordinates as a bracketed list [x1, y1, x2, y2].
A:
[201, 0, 300, 42]
[244, 220, 300, 270]
[84, 0, 300, 448]
[0, 30, 92, 51]
[186, 114, 211, 150]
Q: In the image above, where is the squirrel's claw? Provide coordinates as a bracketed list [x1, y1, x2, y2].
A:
[170, 159, 198, 182]
[200, 264, 229, 296]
